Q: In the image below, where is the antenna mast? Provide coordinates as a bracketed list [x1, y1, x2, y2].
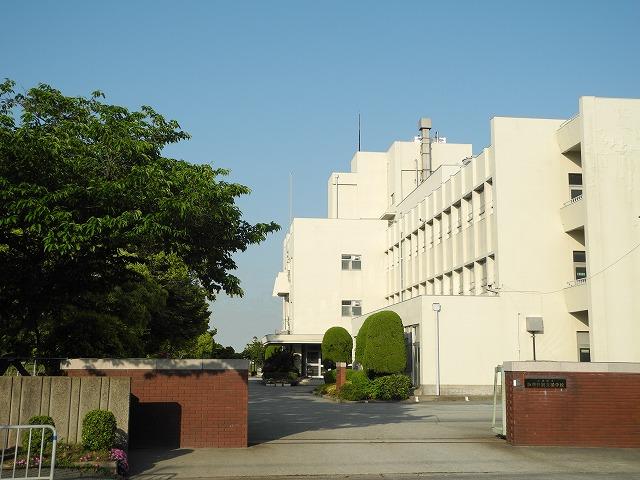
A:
[358, 113, 361, 152]
[289, 172, 293, 225]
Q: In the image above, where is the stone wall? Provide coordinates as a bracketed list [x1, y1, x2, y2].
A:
[63, 358, 248, 448]
[504, 361, 640, 448]
[0, 376, 130, 447]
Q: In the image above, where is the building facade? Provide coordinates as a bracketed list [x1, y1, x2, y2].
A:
[266, 97, 640, 392]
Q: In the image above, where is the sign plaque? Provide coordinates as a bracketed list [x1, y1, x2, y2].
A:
[524, 378, 566, 389]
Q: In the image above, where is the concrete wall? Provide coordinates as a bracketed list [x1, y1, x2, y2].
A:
[580, 97, 640, 362]
[288, 218, 387, 335]
[0, 376, 130, 447]
[63, 358, 248, 448]
[328, 151, 388, 219]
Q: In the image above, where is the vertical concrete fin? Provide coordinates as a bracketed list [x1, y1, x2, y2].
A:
[41, 377, 52, 416]
[107, 378, 131, 447]
[49, 377, 71, 443]
[68, 377, 81, 443]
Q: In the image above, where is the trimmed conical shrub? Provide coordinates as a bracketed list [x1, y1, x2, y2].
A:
[354, 314, 375, 364]
[322, 326, 353, 364]
[363, 310, 406, 375]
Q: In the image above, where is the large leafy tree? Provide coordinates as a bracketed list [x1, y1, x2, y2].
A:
[0, 80, 279, 358]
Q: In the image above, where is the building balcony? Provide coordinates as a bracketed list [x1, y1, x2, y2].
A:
[560, 194, 585, 232]
[564, 279, 588, 313]
[557, 114, 582, 153]
[272, 271, 290, 297]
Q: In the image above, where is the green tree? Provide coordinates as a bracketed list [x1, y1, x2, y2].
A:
[363, 311, 406, 375]
[242, 336, 265, 368]
[264, 345, 282, 360]
[321, 326, 352, 366]
[0, 80, 279, 358]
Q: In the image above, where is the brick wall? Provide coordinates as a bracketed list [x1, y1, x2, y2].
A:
[505, 369, 640, 448]
[65, 360, 248, 448]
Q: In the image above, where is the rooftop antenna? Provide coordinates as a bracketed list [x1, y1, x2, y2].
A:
[358, 113, 361, 152]
[289, 172, 293, 225]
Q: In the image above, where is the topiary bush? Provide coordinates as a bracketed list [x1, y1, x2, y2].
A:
[354, 315, 375, 365]
[363, 310, 406, 375]
[264, 345, 283, 360]
[22, 415, 55, 451]
[338, 370, 371, 401]
[82, 409, 117, 451]
[321, 326, 353, 367]
[369, 374, 413, 401]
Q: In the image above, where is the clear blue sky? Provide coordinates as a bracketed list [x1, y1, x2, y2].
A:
[4, 1, 639, 350]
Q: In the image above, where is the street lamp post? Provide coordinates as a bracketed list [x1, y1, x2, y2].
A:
[432, 302, 442, 396]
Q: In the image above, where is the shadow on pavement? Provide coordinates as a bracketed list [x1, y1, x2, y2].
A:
[128, 448, 194, 476]
[249, 380, 439, 444]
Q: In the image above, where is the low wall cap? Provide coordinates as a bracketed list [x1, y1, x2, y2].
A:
[61, 358, 249, 371]
[502, 361, 640, 374]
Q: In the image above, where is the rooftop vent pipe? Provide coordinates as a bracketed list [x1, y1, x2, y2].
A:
[418, 117, 432, 182]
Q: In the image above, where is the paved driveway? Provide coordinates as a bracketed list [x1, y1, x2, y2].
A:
[249, 382, 497, 444]
[129, 379, 640, 479]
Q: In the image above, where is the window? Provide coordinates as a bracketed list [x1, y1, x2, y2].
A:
[342, 300, 362, 316]
[342, 254, 362, 270]
[477, 187, 486, 216]
[390, 193, 395, 205]
[569, 173, 583, 199]
[577, 331, 590, 362]
[573, 250, 586, 280]
[479, 260, 488, 293]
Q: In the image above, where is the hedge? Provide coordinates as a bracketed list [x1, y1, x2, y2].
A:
[22, 415, 55, 451]
[321, 326, 353, 365]
[363, 310, 406, 375]
[81, 409, 117, 451]
[338, 370, 371, 401]
[369, 374, 412, 400]
[354, 315, 375, 364]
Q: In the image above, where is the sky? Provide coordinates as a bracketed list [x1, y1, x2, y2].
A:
[3, 0, 640, 350]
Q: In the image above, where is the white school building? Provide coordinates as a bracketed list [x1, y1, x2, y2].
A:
[264, 96, 640, 394]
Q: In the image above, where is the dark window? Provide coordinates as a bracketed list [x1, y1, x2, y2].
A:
[568, 173, 583, 185]
[579, 348, 591, 362]
[575, 267, 587, 280]
[573, 251, 586, 262]
[570, 188, 583, 199]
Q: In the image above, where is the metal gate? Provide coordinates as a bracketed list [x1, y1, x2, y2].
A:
[491, 365, 506, 436]
[404, 325, 421, 387]
[0, 425, 57, 480]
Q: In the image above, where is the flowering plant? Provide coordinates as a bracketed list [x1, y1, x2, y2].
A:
[109, 448, 129, 474]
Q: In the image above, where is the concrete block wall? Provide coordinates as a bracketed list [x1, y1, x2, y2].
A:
[63, 359, 249, 448]
[504, 361, 640, 447]
[0, 376, 130, 447]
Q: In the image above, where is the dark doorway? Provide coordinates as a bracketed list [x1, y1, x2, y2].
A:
[129, 395, 181, 448]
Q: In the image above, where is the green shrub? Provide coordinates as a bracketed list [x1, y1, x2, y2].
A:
[369, 374, 413, 400]
[363, 311, 406, 375]
[264, 345, 283, 360]
[262, 349, 295, 375]
[321, 326, 353, 366]
[338, 371, 371, 401]
[315, 383, 331, 395]
[22, 415, 55, 451]
[323, 369, 337, 384]
[354, 315, 375, 364]
[81, 410, 117, 451]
